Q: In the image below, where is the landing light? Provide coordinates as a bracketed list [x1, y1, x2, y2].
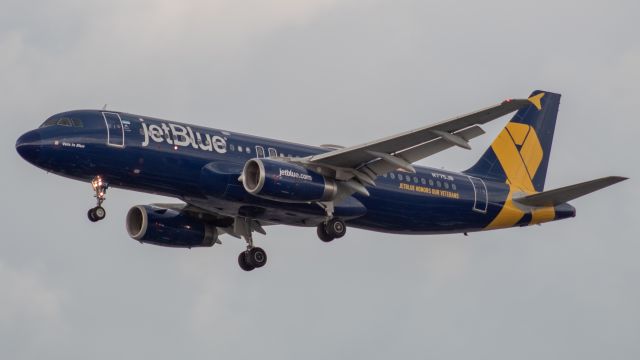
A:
[91, 176, 104, 190]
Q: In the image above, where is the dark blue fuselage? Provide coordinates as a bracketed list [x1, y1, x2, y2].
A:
[16, 110, 574, 235]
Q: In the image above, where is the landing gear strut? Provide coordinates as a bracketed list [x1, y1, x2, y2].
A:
[88, 176, 108, 222]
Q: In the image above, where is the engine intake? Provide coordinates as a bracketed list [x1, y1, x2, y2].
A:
[126, 205, 217, 248]
[242, 158, 337, 203]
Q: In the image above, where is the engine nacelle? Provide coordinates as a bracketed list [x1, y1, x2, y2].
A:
[126, 205, 217, 248]
[241, 158, 337, 203]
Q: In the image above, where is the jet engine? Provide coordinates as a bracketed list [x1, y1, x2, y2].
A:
[126, 205, 218, 248]
[241, 158, 337, 203]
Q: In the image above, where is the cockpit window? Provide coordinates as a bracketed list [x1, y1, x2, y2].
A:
[40, 117, 84, 128]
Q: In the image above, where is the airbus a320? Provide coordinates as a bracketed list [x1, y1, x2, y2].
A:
[16, 90, 627, 271]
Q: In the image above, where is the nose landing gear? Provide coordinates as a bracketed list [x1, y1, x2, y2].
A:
[87, 176, 108, 222]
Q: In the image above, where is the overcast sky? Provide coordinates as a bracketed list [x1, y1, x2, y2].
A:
[2, 0, 639, 359]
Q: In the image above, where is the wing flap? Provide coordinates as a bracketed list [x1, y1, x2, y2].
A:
[513, 176, 628, 207]
[362, 125, 485, 176]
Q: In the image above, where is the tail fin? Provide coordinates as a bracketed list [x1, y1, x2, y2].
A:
[464, 90, 560, 192]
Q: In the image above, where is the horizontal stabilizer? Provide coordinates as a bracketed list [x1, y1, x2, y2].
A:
[513, 176, 628, 207]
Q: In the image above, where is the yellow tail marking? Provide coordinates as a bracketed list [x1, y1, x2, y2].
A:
[528, 93, 545, 110]
[490, 126, 536, 192]
[506, 122, 530, 145]
[486, 189, 523, 229]
[485, 116, 555, 229]
[519, 128, 543, 178]
[532, 206, 556, 224]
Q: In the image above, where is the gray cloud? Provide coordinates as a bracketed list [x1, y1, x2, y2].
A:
[2, 0, 639, 359]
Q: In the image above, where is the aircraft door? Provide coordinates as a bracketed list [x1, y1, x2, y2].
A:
[468, 176, 488, 213]
[102, 112, 125, 147]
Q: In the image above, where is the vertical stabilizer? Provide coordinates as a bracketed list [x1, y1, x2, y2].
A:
[464, 90, 560, 192]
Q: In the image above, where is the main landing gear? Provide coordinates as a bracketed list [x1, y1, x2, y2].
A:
[316, 201, 347, 242]
[317, 218, 347, 242]
[238, 247, 267, 271]
[87, 176, 108, 222]
[235, 217, 268, 271]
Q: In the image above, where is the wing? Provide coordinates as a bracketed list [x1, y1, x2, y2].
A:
[291, 97, 533, 192]
[308, 98, 531, 171]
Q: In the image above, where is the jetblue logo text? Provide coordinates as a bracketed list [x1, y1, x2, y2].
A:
[279, 168, 312, 181]
[141, 122, 226, 153]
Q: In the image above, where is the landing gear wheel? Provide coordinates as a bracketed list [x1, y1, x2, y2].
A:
[246, 247, 267, 268]
[317, 223, 335, 242]
[87, 208, 98, 222]
[87, 206, 106, 222]
[238, 252, 255, 271]
[93, 206, 106, 221]
[325, 218, 346, 239]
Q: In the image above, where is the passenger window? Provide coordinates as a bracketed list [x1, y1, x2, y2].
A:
[444, 182, 449, 189]
[238, 146, 243, 152]
[452, 184, 457, 191]
[390, 173, 396, 179]
[382, 173, 388, 178]
[413, 176, 418, 183]
[246, 147, 251, 154]
[429, 179, 434, 186]
[229, 144, 235, 151]
[436, 181, 442, 187]
[421, 178, 426, 185]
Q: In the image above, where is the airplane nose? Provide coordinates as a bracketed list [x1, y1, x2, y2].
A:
[16, 130, 42, 163]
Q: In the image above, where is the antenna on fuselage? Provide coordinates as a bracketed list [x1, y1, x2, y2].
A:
[102, 104, 108, 110]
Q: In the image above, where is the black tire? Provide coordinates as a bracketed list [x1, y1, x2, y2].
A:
[246, 247, 267, 268]
[326, 218, 346, 239]
[94, 206, 106, 220]
[87, 208, 98, 222]
[238, 252, 255, 271]
[317, 224, 334, 242]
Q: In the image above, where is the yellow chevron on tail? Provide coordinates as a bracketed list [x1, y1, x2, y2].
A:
[485, 93, 556, 229]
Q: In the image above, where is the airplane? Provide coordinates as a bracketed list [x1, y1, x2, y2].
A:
[15, 90, 627, 271]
